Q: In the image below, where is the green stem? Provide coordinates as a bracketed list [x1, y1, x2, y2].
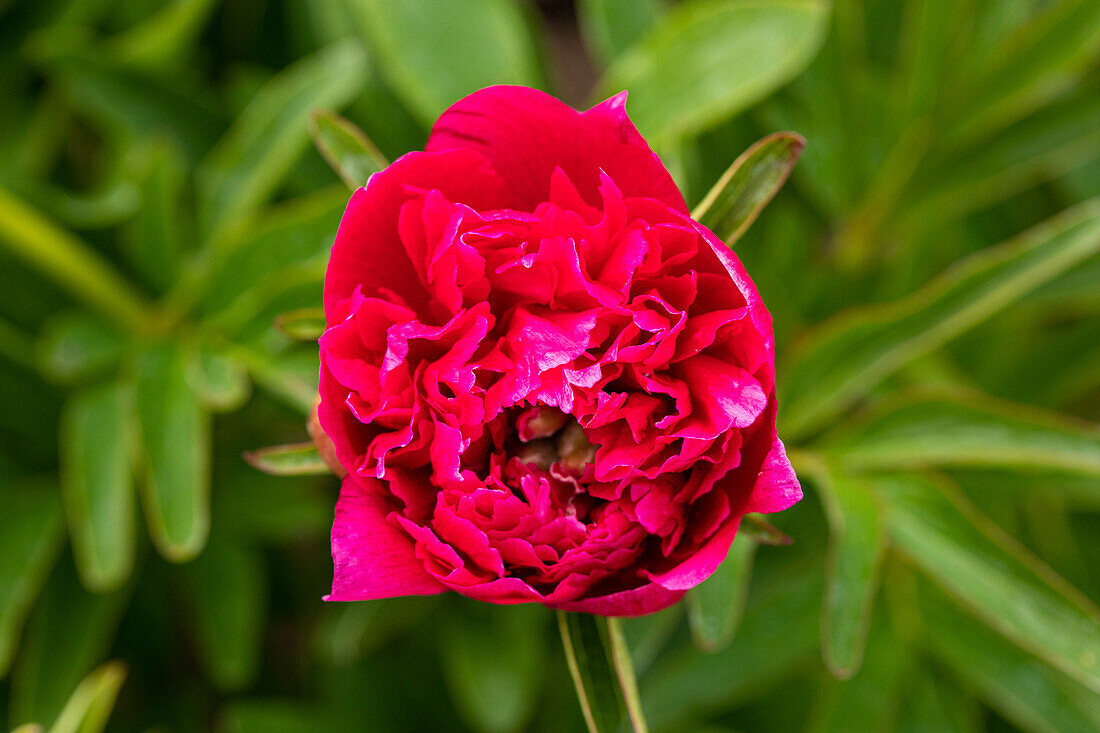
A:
[558, 611, 648, 733]
[0, 186, 152, 334]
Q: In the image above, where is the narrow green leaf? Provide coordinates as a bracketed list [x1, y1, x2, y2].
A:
[0, 187, 150, 333]
[244, 442, 330, 476]
[780, 197, 1100, 440]
[309, 110, 387, 191]
[739, 514, 792, 545]
[105, 0, 219, 67]
[820, 389, 1100, 475]
[47, 660, 126, 733]
[274, 308, 326, 341]
[36, 313, 124, 384]
[59, 383, 135, 593]
[132, 342, 210, 562]
[182, 536, 266, 690]
[558, 612, 647, 733]
[685, 533, 756, 652]
[9, 562, 130, 728]
[185, 347, 251, 413]
[918, 582, 1100, 733]
[197, 40, 367, 238]
[234, 345, 318, 416]
[806, 462, 888, 678]
[440, 605, 545, 733]
[692, 132, 805, 245]
[121, 136, 188, 293]
[348, 0, 541, 125]
[898, 667, 982, 733]
[601, 0, 829, 144]
[0, 483, 64, 678]
[577, 0, 663, 67]
[884, 474, 1100, 693]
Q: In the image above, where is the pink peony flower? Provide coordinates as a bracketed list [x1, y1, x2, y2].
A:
[317, 86, 801, 616]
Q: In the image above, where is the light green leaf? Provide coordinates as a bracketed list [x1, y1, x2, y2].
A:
[558, 612, 648, 733]
[819, 389, 1100, 475]
[59, 383, 135, 593]
[105, 0, 219, 68]
[36, 313, 124, 384]
[577, 0, 664, 67]
[601, 0, 829, 145]
[780, 197, 1100, 440]
[441, 605, 545, 733]
[243, 442, 330, 476]
[47, 660, 126, 733]
[0, 483, 64, 679]
[182, 536, 266, 691]
[692, 131, 804, 245]
[810, 462, 888, 678]
[348, 0, 541, 125]
[884, 474, 1100, 693]
[918, 582, 1100, 733]
[233, 345, 318, 416]
[132, 342, 210, 562]
[185, 347, 251, 413]
[197, 40, 367, 239]
[0, 187, 150, 333]
[309, 110, 387, 190]
[274, 308, 326, 341]
[685, 534, 756, 653]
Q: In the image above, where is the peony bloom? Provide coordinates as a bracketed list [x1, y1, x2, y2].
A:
[317, 86, 800, 616]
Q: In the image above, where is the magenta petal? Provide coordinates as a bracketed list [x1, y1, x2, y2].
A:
[645, 520, 740, 591]
[326, 475, 447, 601]
[743, 435, 802, 514]
[551, 582, 685, 617]
[425, 85, 687, 213]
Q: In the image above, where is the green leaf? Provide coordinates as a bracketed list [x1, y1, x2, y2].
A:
[233, 345, 318, 416]
[348, 0, 541, 125]
[309, 110, 387, 190]
[105, 0, 219, 68]
[819, 389, 1100, 476]
[685, 533, 756, 653]
[558, 612, 648, 733]
[917, 582, 1100, 733]
[692, 132, 804, 245]
[810, 462, 888, 678]
[121, 136, 188, 293]
[47, 660, 126, 733]
[59, 382, 135, 593]
[197, 40, 367, 239]
[577, 0, 664, 67]
[780, 197, 1100, 440]
[9, 561, 130, 728]
[36, 313, 124, 384]
[243, 442, 330, 476]
[0, 187, 150, 333]
[739, 514, 792, 546]
[132, 342, 210, 562]
[182, 536, 266, 690]
[185, 347, 251, 413]
[898, 667, 982, 733]
[884, 473, 1100, 693]
[600, 0, 829, 145]
[440, 605, 545, 733]
[0, 483, 64, 679]
[274, 308, 326, 341]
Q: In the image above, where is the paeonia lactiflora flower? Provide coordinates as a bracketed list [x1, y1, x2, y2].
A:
[317, 86, 800, 616]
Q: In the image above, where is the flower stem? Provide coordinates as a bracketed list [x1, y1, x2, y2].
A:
[557, 611, 648, 733]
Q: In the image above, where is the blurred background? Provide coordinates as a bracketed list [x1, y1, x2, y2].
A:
[2, 0, 1100, 730]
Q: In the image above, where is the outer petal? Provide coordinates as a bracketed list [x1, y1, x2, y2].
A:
[426, 86, 687, 214]
[743, 434, 802, 514]
[551, 583, 685, 617]
[645, 519, 740, 591]
[324, 148, 509, 317]
[326, 475, 447, 601]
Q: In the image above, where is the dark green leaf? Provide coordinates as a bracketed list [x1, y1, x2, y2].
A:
[36, 313, 124, 384]
[132, 342, 210, 562]
[601, 0, 829, 144]
[780, 198, 1100, 440]
[685, 534, 756, 653]
[884, 474, 1100, 693]
[558, 612, 647, 733]
[59, 382, 135, 592]
[309, 110, 387, 190]
[692, 132, 804, 245]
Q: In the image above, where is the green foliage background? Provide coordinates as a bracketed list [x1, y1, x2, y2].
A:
[1, 0, 1099, 730]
